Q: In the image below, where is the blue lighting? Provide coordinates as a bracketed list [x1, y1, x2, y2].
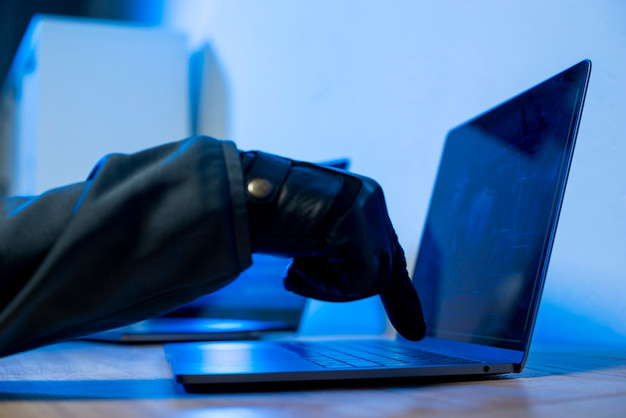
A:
[157, 2, 626, 346]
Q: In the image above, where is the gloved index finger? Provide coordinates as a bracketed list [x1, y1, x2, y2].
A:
[379, 240, 427, 341]
[380, 274, 426, 341]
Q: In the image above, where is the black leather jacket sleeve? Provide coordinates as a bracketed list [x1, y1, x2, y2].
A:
[0, 136, 252, 357]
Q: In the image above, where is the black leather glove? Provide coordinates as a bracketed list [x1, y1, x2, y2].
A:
[241, 151, 426, 341]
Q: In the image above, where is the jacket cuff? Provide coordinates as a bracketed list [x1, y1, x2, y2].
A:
[221, 140, 253, 269]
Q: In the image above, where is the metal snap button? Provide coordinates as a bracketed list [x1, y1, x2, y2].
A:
[247, 178, 273, 199]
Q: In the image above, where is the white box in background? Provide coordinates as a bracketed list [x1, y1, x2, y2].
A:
[1, 15, 190, 195]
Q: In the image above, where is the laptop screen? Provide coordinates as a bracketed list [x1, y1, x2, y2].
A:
[414, 61, 590, 351]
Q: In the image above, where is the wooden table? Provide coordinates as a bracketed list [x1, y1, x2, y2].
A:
[0, 340, 624, 417]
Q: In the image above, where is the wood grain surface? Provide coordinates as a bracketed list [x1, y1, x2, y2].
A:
[0, 341, 624, 417]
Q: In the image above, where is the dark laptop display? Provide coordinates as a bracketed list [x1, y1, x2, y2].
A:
[415, 61, 588, 351]
[165, 60, 591, 388]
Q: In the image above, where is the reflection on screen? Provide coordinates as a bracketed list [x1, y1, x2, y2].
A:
[414, 62, 589, 350]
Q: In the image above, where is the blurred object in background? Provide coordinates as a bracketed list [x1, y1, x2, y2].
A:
[1, 14, 188, 195]
[0, 0, 167, 195]
[0, 0, 165, 92]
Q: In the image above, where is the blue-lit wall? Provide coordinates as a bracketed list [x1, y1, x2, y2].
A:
[158, 1, 626, 345]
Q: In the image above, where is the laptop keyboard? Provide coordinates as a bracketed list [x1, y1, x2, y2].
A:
[282, 340, 479, 369]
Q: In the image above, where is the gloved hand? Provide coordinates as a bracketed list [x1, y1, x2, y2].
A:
[241, 151, 426, 341]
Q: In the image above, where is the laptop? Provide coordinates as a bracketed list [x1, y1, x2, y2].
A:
[85, 254, 306, 342]
[87, 161, 349, 343]
[164, 60, 591, 388]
